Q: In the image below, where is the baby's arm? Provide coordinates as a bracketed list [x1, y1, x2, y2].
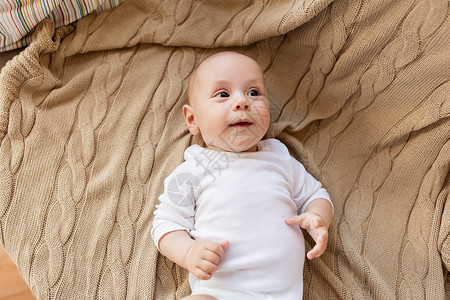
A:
[285, 198, 333, 259]
[159, 230, 229, 280]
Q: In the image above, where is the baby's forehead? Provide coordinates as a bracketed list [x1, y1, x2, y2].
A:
[197, 53, 261, 79]
[187, 52, 263, 101]
[201, 51, 259, 71]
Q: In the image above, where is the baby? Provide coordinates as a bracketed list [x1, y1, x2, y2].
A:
[151, 51, 333, 300]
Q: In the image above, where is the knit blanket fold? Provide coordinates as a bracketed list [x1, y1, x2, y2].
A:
[0, 0, 449, 299]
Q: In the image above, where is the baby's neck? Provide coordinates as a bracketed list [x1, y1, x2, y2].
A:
[206, 144, 258, 153]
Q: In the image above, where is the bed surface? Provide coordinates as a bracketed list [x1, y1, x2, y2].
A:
[0, 0, 448, 299]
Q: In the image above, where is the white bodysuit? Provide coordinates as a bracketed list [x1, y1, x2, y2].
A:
[151, 139, 331, 299]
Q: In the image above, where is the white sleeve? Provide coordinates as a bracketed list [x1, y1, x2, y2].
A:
[151, 163, 198, 250]
[291, 157, 333, 214]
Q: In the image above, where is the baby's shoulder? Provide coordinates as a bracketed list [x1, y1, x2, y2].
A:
[259, 138, 291, 157]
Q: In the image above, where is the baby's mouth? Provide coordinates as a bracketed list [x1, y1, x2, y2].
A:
[230, 119, 253, 128]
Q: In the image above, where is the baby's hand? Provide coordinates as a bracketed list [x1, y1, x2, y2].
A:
[285, 212, 328, 259]
[184, 240, 230, 280]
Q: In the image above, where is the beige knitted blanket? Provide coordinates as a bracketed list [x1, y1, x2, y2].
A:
[0, 0, 449, 299]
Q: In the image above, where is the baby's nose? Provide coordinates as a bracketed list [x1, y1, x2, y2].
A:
[234, 103, 249, 110]
[233, 98, 250, 111]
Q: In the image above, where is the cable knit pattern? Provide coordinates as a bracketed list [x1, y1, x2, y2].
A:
[0, 0, 449, 299]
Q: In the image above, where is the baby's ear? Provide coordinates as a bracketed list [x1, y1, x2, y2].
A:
[183, 104, 200, 135]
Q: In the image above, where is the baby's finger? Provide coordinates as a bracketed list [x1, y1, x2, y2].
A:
[219, 240, 230, 249]
[205, 240, 228, 257]
[308, 231, 328, 259]
[307, 243, 326, 259]
[202, 250, 221, 265]
[198, 260, 219, 274]
[285, 215, 305, 226]
[192, 267, 213, 280]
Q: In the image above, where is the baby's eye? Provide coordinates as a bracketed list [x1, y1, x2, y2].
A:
[217, 91, 230, 98]
[248, 89, 259, 96]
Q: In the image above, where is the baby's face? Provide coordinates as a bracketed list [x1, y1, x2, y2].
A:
[184, 52, 270, 152]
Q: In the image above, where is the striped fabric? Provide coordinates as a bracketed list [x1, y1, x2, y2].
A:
[0, 0, 125, 52]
